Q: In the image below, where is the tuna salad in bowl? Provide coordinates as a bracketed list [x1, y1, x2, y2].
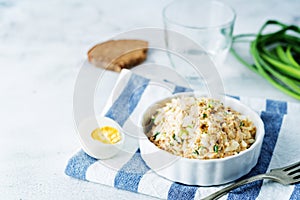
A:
[139, 92, 264, 186]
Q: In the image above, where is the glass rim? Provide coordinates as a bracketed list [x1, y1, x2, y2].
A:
[162, 0, 236, 30]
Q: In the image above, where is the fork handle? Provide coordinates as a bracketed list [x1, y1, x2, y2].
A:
[202, 173, 275, 200]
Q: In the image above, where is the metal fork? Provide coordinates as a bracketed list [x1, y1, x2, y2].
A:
[202, 161, 300, 200]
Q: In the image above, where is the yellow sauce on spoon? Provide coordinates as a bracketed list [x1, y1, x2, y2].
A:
[91, 126, 121, 144]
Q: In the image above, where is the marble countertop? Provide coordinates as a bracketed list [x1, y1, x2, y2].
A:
[0, 0, 299, 199]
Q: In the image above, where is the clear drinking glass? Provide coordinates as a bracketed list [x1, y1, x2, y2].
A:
[163, 0, 236, 77]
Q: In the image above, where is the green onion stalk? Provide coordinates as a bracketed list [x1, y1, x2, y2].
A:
[231, 20, 300, 100]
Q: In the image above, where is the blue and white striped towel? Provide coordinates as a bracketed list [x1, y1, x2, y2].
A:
[65, 69, 300, 200]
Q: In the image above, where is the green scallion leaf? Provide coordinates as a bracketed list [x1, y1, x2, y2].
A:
[172, 134, 180, 143]
[240, 121, 245, 127]
[214, 145, 219, 153]
[151, 117, 156, 123]
[286, 46, 300, 69]
[179, 129, 188, 136]
[187, 124, 193, 129]
[153, 132, 160, 140]
[231, 20, 300, 100]
[193, 150, 199, 155]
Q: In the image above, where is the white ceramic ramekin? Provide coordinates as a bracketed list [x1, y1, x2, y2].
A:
[139, 92, 264, 186]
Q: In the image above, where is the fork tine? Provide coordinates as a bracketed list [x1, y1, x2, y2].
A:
[290, 174, 300, 184]
[287, 165, 300, 175]
[282, 161, 300, 172]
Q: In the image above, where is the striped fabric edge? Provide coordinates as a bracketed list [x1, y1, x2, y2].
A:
[105, 72, 150, 126]
[65, 150, 97, 181]
[239, 96, 289, 115]
[101, 69, 133, 115]
[114, 149, 150, 192]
